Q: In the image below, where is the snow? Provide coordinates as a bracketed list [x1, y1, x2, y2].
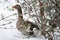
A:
[0, 29, 47, 40]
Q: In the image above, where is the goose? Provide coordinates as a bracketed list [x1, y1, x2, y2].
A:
[12, 4, 39, 36]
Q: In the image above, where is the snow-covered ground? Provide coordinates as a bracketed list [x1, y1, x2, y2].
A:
[0, 28, 48, 40]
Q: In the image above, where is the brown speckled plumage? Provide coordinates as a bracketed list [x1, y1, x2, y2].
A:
[12, 4, 39, 36]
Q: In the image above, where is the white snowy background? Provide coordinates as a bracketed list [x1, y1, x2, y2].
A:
[0, 0, 60, 40]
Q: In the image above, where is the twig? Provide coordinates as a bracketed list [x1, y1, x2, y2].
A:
[0, 13, 17, 21]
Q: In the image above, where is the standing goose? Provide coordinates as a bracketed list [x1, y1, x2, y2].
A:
[12, 4, 39, 36]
